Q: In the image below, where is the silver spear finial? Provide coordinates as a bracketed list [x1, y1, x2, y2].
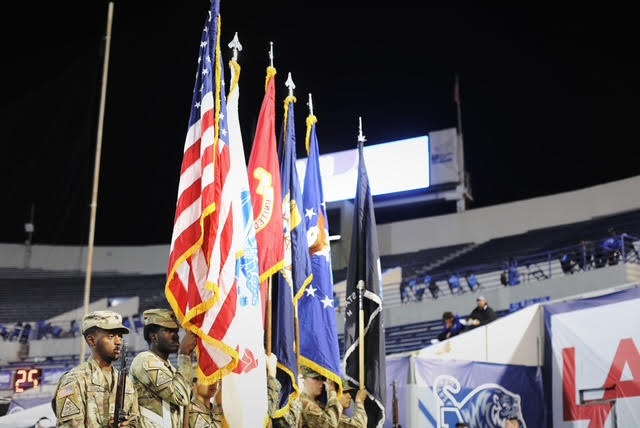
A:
[286, 72, 295, 97]
[228, 32, 242, 61]
[308, 93, 314, 116]
[358, 116, 366, 143]
[269, 41, 274, 67]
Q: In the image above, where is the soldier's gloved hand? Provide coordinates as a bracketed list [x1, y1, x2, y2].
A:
[266, 353, 277, 377]
[179, 330, 198, 356]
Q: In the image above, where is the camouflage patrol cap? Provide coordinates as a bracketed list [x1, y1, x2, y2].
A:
[143, 308, 180, 329]
[82, 310, 129, 334]
[342, 379, 356, 391]
[300, 366, 324, 379]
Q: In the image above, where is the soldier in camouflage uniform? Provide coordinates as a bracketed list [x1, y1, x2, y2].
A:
[185, 377, 223, 428]
[337, 380, 368, 428]
[299, 366, 342, 427]
[268, 353, 301, 428]
[54, 310, 139, 427]
[130, 308, 197, 427]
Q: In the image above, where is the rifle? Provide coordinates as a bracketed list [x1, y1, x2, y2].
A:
[113, 342, 128, 427]
[392, 380, 401, 428]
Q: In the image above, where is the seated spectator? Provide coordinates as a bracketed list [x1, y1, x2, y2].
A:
[500, 270, 508, 286]
[576, 240, 594, 270]
[467, 296, 497, 329]
[507, 257, 520, 285]
[65, 319, 80, 337]
[413, 282, 427, 302]
[437, 311, 465, 341]
[399, 281, 411, 303]
[19, 323, 32, 344]
[560, 253, 576, 274]
[428, 280, 440, 299]
[10, 321, 24, 341]
[0, 324, 8, 341]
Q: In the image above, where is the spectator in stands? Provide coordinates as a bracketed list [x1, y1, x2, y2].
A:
[437, 311, 465, 341]
[0, 324, 8, 340]
[130, 308, 198, 427]
[602, 227, 621, 265]
[413, 278, 427, 302]
[19, 322, 32, 344]
[68, 319, 80, 337]
[560, 252, 576, 274]
[427, 276, 440, 299]
[334, 292, 340, 312]
[576, 240, 594, 270]
[400, 280, 411, 303]
[10, 321, 23, 341]
[507, 257, 520, 285]
[467, 296, 497, 329]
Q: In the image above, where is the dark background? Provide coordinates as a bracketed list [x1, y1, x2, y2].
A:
[2, 2, 637, 245]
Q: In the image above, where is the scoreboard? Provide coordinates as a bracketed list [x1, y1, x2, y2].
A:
[0, 366, 67, 394]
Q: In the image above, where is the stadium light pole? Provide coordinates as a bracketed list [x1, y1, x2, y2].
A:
[80, 1, 114, 362]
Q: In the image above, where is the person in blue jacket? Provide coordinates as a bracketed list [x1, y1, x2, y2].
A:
[437, 311, 465, 341]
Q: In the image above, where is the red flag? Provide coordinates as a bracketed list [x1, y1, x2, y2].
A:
[247, 66, 285, 317]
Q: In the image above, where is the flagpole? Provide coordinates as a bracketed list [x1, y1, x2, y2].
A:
[266, 278, 273, 354]
[454, 72, 468, 211]
[80, 1, 114, 362]
[356, 117, 367, 388]
[285, 73, 303, 375]
[357, 279, 366, 388]
[265, 41, 275, 356]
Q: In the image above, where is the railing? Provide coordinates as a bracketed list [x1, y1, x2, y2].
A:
[378, 233, 640, 309]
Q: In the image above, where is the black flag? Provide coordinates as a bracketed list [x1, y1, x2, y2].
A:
[343, 138, 387, 428]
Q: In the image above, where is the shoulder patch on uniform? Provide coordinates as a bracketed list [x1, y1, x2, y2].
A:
[57, 385, 74, 398]
[148, 360, 165, 369]
[60, 397, 81, 418]
[155, 370, 172, 386]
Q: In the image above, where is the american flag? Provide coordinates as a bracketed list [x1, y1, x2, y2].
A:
[165, 0, 241, 386]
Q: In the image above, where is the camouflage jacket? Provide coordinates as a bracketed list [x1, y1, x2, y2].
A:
[54, 357, 139, 427]
[299, 390, 342, 428]
[268, 376, 302, 428]
[186, 395, 223, 428]
[130, 351, 193, 427]
[338, 402, 367, 427]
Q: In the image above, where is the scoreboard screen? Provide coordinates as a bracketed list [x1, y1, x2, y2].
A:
[13, 368, 42, 393]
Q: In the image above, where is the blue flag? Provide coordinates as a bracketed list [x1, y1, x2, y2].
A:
[272, 93, 313, 415]
[299, 113, 342, 389]
[344, 138, 387, 428]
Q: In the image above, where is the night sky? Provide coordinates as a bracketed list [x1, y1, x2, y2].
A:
[2, 2, 637, 245]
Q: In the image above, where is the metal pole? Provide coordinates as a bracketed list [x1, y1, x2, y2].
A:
[357, 279, 365, 387]
[80, 1, 114, 362]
